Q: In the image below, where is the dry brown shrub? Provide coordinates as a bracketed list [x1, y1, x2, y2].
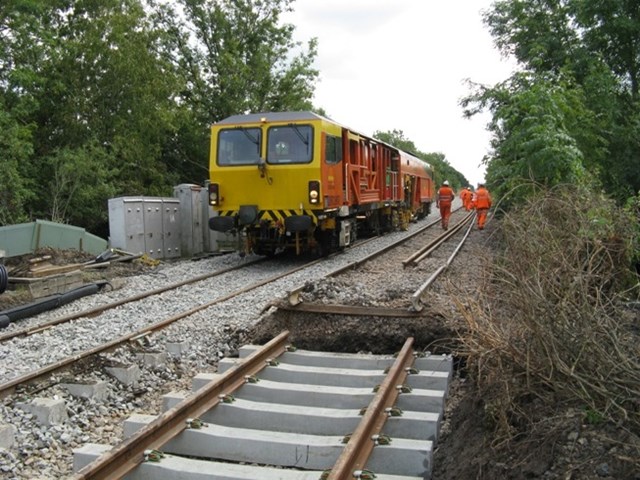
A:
[457, 185, 640, 445]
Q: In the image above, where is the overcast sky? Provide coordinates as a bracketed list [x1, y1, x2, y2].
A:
[283, 0, 516, 186]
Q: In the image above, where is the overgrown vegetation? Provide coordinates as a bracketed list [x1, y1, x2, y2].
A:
[456, 185, 640, 471]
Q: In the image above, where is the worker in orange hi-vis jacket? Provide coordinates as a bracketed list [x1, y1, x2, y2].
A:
[460, 186, 473, 211]
[436, 180, 455, 230]
[472, 182, 492, 230]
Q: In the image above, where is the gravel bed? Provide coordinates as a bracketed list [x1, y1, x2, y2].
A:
[0, 212, 454, 479]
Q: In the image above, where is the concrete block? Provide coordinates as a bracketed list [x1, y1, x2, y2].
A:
[105, 364, 140, 386]
[197, 398, 439, 441]
[61, 381, 109, 401]
[9, 270, 83, 299]
[216, 358, 237, 374]
[17, 397, 68, 426]
[414, 354, 453, 374]
[239, 346, 453, 374]
[73, 441, 338, 479]
[167, 341, 189, 358]
[136, 352, 167, 368]
[0, 423, 16, 449]
[162, 391, 188, 412]
[73, 443, 111, 472]
[239, 345, 396, 369]
[124, 414, 431, 477]
[205, 376, 444, 414]
[192, 373, 219, 391]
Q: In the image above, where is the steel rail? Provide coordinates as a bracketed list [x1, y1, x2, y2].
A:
[287, 218, 442, 306]
[72, 331, 291, 480]
[0, 258, 321, 398]
[410, 217, 475, 311]
[0, 257, 267, 343]
[327, 336, 415, 479]
[402, 211, 474, 267]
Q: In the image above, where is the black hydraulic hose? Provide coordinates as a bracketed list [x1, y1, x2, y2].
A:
[0, 264, 7, 294]
[0, 280, 109, 328]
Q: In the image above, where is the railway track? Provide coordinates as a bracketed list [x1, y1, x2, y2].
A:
[0, 256, 325, 397]
[0, 257, 267, 343]
[1, 203, 467, 478]
[282, 208, 474, 315]
[0, 208, 465, 395]
[73, 331, 453, 479]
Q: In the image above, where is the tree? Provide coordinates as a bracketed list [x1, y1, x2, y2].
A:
[475, 0, 640, 204]
[0, 0, 319, 234]
[150, 0, 319, 183]
[0, 103, 33, 225]
[0, 0, 186, 232]
[463, 71, 604, 205]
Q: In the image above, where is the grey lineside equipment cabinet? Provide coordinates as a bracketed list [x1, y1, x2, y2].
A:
[108, 197, 181, 259]
[173, 183, 216, 257]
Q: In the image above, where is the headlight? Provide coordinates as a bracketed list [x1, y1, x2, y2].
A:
[308, 180, 320, 204]
[208, 183, 220, 205]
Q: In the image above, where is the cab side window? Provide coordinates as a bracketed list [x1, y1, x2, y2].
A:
[325, 135, 343, 165]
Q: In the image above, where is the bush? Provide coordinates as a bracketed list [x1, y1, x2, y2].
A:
[458, 185, 640, 442]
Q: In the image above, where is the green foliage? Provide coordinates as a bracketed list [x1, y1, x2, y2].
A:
[464, 71, 600, 206]
[477, 0, 640, 207]
[44, 142, 117, 234]
[624, 191, 640, 270]
[583, 407, 605, 426]
[0, 0, 318, 235]
[0, 104, 34, 225]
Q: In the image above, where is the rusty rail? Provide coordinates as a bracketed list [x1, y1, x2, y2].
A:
[327, 337, 415, 479]
[402, 212, 474, 268]
[410, 217, 475, 311]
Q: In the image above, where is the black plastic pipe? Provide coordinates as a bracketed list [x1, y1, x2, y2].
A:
[0, 281, 108, 328]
